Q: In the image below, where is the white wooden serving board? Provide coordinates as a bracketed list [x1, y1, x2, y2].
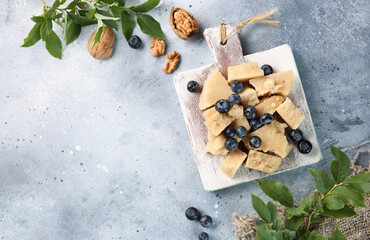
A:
[174, 26, 322, 191]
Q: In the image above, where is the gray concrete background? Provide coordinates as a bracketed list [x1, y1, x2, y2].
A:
[0, 0, 369, 239]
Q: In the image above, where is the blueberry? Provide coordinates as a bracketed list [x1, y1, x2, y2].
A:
[249, 136, 262, 148]
[128, 35, 142, 49]
[236, 126, 248, 138]
[244, 106, 257, 120]
[228, 94, 241, 104]
[198, 232, 209, 240]
[298, 140, 312, 154]
[260, 113, 273, 125]
[290, 129, 303, 143]
[230, 81, 244, 93]
[185, 207, 201, 221]
[187, 81, 199, 93]
[224, 138, 238, 151]
[199, 215, 213, 228]
[215, 99, 231, 113]
[261, 64, 273, 75]
[223, 126, 236, 138]
[249, 119, 262, 131]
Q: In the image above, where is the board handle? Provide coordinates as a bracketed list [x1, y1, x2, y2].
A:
[203, 25, 244, 78]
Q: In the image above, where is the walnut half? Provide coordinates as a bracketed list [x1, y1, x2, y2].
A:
[169, 8, 199, 40]
[163, 51, 180, 74]
[87, 27, 114, 59]
[150, 38, 165, 57]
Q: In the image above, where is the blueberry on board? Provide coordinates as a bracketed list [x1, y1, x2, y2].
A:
[249, 136, 262, 148]
[187, 81, 199, 93]
[249, 119, 262, 131]
[185, 207, 201, 221]
[223, 126, 236, 138]
[198, 232, 209, 240]
[298, 140, 312, 154]
[128, 35, 142, 49]
[290, 129, 303, 143]
[230, 81, 244, 93]
[199, 215, 213, 228]
[228, 94, 241, 104]
[215, 99, 231, 113]
[261, 64, 273, 75]
[224, 138, 239, 151]
[260, 113, 273, 125]
[236, 126, 248, 138]
[244, 106, 257, 120]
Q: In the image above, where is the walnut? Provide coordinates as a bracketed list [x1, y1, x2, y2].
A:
[150, 38, 165, 57]
[169, 8, 198, 40]
[87, 27, 114, 59]
[163, 51, 180, 74]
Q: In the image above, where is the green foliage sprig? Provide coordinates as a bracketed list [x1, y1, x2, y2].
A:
[251, 145, 369, 240]
[21, 0, 164, 59]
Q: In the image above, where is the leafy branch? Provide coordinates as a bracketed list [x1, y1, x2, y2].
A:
[251, 145, 369, 240]
[21, 0, 164, 59]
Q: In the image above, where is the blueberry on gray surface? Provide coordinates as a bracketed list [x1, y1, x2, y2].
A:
[128, 35, 142, 49]
[228, 94, 241, 104]
[198, 232, 209, 240]
[261, 64, 273, 75]
[249, 119, 262, 131]
[187, 81, 199, 93]
[236, 126, 247, 138]
[290, 129, 303, 143]
[230, 81, 244, 93]
[223, 126, 236, 138]
[249, 136, 262, 148]
[224, 138, 238, 151]
[244, 105, 257, 120]
[199, 215, 213, 228]
[298, 140, 312, 154]
[185, 207, 201, 221]
[215, 99, 231, 113]
[260, 113, 273, 125]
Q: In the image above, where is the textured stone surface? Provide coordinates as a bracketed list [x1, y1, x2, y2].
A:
[0, 0, 368, 239]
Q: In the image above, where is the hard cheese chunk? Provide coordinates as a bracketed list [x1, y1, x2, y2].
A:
[244, 120, 292, 158]
[205, 131, 228, 155]
[245, 150, 282, 174]
[230, 116, 251, 131]
[239, 88, 260, 107]
[228, 62, 264, 83]
[276, 97, 306, 129]
[249, 70, 293, 97]
[220, 149, 247, 178]
[199, 68, 233, 110]
[203, 105, 243, 136]
[255, 95, 285, 117]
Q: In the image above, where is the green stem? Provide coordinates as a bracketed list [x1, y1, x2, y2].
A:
[306, 210, 315, 230]
[127, 8, 137, 15]
[322, 183, 343, 200]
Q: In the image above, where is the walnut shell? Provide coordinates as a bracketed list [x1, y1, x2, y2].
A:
[87, 27, 114, 59]
[169, 8, 199, 40]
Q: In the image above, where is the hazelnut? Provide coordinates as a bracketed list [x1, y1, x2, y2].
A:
[87, 27, 114, 59]
[169, 8, 198, 40]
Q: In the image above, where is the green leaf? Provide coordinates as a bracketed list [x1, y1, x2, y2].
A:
[321, 206, 357, 219]
[328, 228, 346, 240]
[251, 194, 271, 223]
[86, 9, 96, 19]
[322, 195, 345, 210]
[97, 10, 119, 31]
[131, 0, 160, 12]
[111, 6, 121, 17]
[296, 229, 310, 239]
[60, 0, 67, 5]
[310, 216, 324, 223]
[331, 185, 366, 207]
[44, 30, 62, 59]
[283, 230, 296, 240]
[53, 13, 63, 19]
[344, 172, 370, 193]
[52, 0, 60, 8]
[307, 230, 327, 240]
[256, 220, 271, 228]
[257, 227, 275, 240]
[284, 214, 304, 231]
[67, 12, 97, 26]
[309, 169, 335, 195]
[65, 0, 80, 10]
[258, 180, 294, 207]
[275, 219, 282, 232]
[120, 10, 135, 41]
[44, 9, 54, 19]
[136, 13, 164, 39]
[31, 15, 45, 23]
[267, 201, 277, 227]
[91, 20, 104, 49]
[330, 145, 350, 183]
[40, 19, 53, 41]
[302, 195, 313, 213]
[285, 202, 305, 216]
[66, 21, 81, 45]
[21, 23, 42, 47]
[273, 231, 284, 240]
[94, 13, 120, 21]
